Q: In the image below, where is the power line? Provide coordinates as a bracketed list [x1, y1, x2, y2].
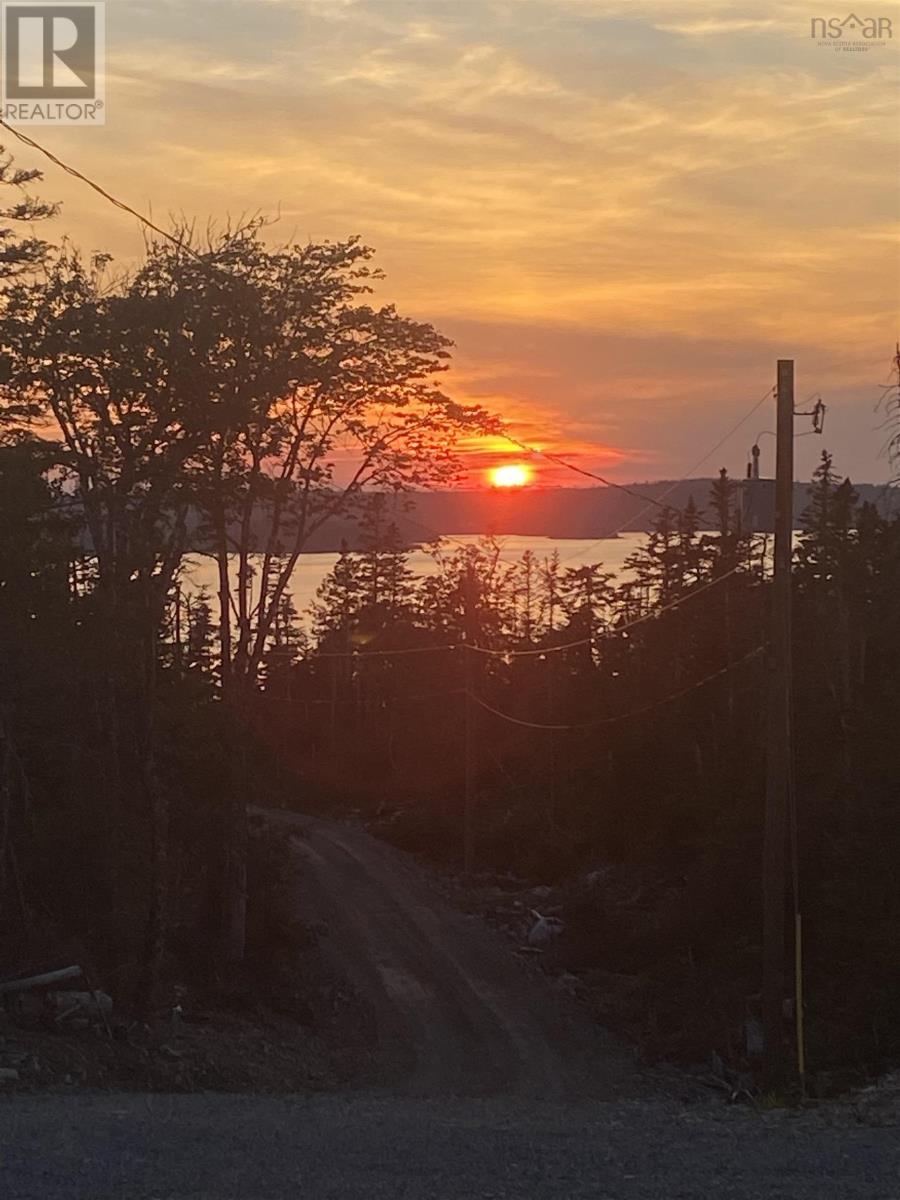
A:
[0, 120, 205, 263]
[504, 388, 774, 514]
[675, 387, 776, 486]
[3, 126, 769, 655]
[554, 386, 775, 564]
[339, 385, 772, 568]
[501, 432, 689, 515]
[468, 560, 748, 658]
[598, 560, 748, 639]
[4, 123, 772, 533]
[301, 639, 765, 730]
[306, 557, 753, 663]
[466, 634, 589, 659]
[313, 641, 458, 659]
[312, 635, 581, 662]
[388, 389, 775, 577]
[306, 560, 751, 662]
[468, 646, 763, 732]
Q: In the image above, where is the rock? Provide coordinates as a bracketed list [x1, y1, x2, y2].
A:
[526, 912, 565, 946]
[554, 973, 583, 996]
[481, 886, 508, 900]
[0, 1068, 19, 1082]
[583, 866, 614, 889]
[47, 990, 113, 1020]
[11, 993, 45, 1019]
[854, 1073, 900, 1127]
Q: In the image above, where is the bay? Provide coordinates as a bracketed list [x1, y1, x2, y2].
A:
[179, 532, 651, 625]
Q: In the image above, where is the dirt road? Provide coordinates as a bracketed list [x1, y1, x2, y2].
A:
[2, 812, 897, 1198]
[269, 810, 642, 1099]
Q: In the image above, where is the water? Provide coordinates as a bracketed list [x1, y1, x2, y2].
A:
[179, 532, 650, 623]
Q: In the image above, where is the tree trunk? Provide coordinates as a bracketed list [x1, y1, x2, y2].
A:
[137, 748, 169, 1007]
[213, 496, 232, 688]
[220, 791, 248, 965]
[218, 703, 249, 965]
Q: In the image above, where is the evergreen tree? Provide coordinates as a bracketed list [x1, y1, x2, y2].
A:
[795, 451, 861, 741]
[710, 467, 736, 537]
[263, 592, 308, 694]
[417, 539, 512, 646]
[186, 590, 217, 674]
[676, 494, 703, 586]
[355, 496, 417, 634]
[797, 451, 858, 593]
[539, 550, 563, 637]
[511, 549, 540, 643]
[623, 505, 681, 606]
[700, 468, 757, 578]
[310, 540, 365, 646]
[560, 562, 615, 645]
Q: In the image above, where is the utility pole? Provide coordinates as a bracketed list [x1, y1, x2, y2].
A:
[762, 358, 794, 1085]
[463, 565, 477, 875]
[173, 583, 183, 674]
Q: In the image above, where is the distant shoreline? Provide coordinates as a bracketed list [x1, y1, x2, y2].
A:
[195, 479, 897, 554]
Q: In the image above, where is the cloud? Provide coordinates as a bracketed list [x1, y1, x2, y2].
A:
[17, 0, 898, 483]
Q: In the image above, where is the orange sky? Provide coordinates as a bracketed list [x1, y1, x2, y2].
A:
[8, 0, 899, 485]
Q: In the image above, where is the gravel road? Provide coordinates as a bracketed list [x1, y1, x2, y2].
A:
[3, 1092, 897, 1199]
[270, 812, 643, 1099]
[2, 812, 897, 1198]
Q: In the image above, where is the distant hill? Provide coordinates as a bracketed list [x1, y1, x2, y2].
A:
[194, 478, 898, 553]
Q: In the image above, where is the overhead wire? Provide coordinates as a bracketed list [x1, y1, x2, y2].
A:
[465, 560, 749, 659]
[392, 385, 773, 572]
[499, 382, 775, 531]
[553, 386, 775, 564]
[500, 433, 693, 515]
[0, 120, 802, 538]
[468, 646, 763, 732]
[3, 126, 770, 672]
[313, 640, 458, 659]
[0, 120, 207, 264]
[306, 559, 751, 662]
[4, 122, 818, 999]
[3, 124, 774, 530]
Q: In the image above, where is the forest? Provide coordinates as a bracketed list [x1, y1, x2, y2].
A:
[1, 150, 898, 1090]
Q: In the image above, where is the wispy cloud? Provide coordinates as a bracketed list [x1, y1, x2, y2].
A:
[18, 0, 899, 482]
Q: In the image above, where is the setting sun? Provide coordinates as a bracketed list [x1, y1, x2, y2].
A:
[490, 463, 532, 488]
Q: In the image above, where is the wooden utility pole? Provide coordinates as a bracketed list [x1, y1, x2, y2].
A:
[463, 565, 477, 874]
[762, 358, 794, 1084]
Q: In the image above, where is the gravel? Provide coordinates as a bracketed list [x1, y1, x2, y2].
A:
[2, 1092, 898, 1199]
[3, 813, 896, 1198]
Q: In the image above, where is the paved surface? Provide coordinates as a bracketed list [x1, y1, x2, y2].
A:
[2, 813, 897, 1198]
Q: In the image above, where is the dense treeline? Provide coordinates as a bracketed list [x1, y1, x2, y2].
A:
[1, 153, 898, 1081]
[0, 154, 489, 990]
[244, 459, 899, 1079]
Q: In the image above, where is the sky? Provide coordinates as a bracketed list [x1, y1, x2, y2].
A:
[10, 0, 900, 486]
